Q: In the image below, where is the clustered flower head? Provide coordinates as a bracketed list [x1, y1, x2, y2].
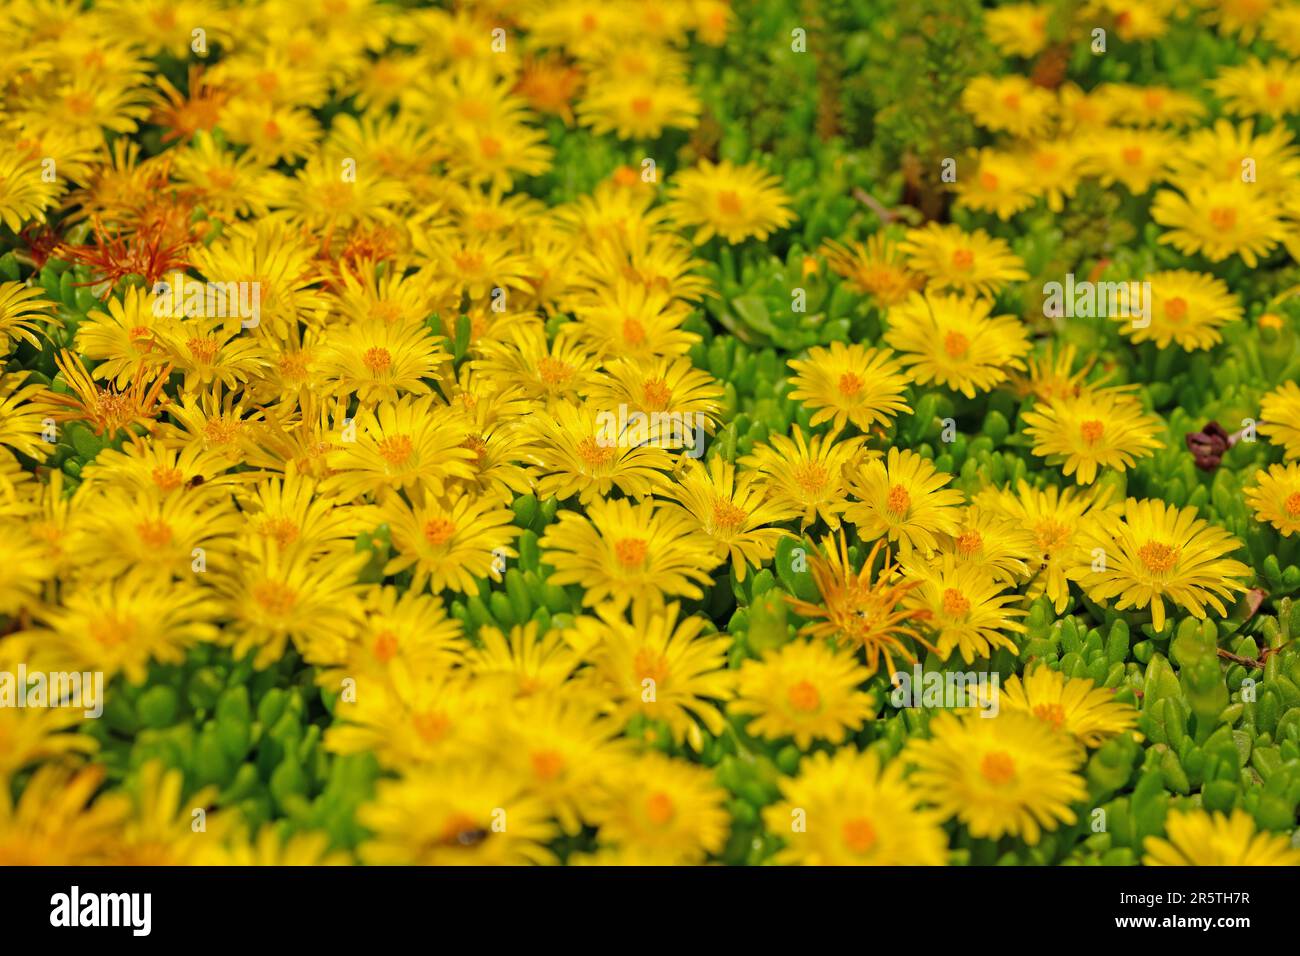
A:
[1, 0, 1300, 870]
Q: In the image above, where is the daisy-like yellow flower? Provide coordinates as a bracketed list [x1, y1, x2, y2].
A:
[951, 148, 1037, 220]
[884, 291, 1030, 398]
[578, 72, 701, 141]
[1144, 809, 1300, 866]
[961, 75, 1056, 139]
[764, 748, 948, 865]
[0, 282, 54, 352]
[325, 395, 476, 504]
[0, 765, 126, 865]
[898, 223, 1028, 299]
[1001, 664, 1140, 748]
[380, 491, 520, 595]
[1022, 388, 1165, 486]
[663, 159, 795, 244]
[570, 279, 699, 361]
[1122, 270, 1244, 351]
[74, 284, 168, 387]
[585, 354, 724, 441]
[1078, 128, 1176, 193]
[844, 447, 965, 558]
[316, 316, 449, 404]
[589, 752, 729, 864]
[1070, 498, 1251, 633]
[1094, 83, 1206, 127]
[984, 3, 1050, 58]
[1261, 381, 1300, 460]
[473, 321, 600, 407]
[906, 710, 1087, 845]
[525, 399, 672, 505]
[1020, 138, 1086, 213]
[579, 600, 734, 751]
[1245, 463, 1300, 536]
[319, 585, 464, 681]
[1152, 179, 1291, 267]
[1210, 57, 1300, 119]
[731, 638, 875, 748]
[939, 505, 1036, 583]
[738, 426, 868, 530]
[786, 533, 933, 678]
[1201, 0, 1279, 41]
[360, 765, 555, 865]
[1264, 2, 1300, 55]
[787, 343, 912, 433]
[1007, 343, 1111, 404]
[541, 496, 720, 611]
[656, 455, 792, 581]
[977, 480, 1116, 612]
[31, 577, 220, 685]
[820, 234, 923, 307]
[903, 556, 1026, 664]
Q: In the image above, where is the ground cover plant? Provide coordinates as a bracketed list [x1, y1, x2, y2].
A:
[3, 0, 1300, 867]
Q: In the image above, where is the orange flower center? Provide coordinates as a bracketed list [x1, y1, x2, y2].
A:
[942, 588, 971, 616]
[261, 517, 300, 549]
[1137, 541, 1179, 573]
[136, 519, 173, 549]
[792, 462, 829, 494]
[252, 581, 297, 616]
[1080, 419, 1105, 444]
[841, 817, 878, 854]
[717, 190, 743, 215]
[1266, 80, 1285, 100]
[979, 171, 999, 191]
[1285, 493, 1300, 518]
[621, 318, 647, 346]
[838, 372, 864, 396]
[372, 630, 398, 662]
[646, 792, 676, 826]
[943, 331, 970, 358]
[577, 435, 615, 468]
[1164, 296, 1188, 322]
[537, 356, 573, 386]
[614, 537, 648, 567]
[530, 750, 565, 782]
[787, 680, 821, 713]
[186, 336, 219, 364]
[1033, 702, 1067, 728]
[951, 248, 975, 270]
[376, 434, 414, 465]
[711, 497, 748, 532]
[479, 135, 502, 158]
[980, 751, 1017, 785]
[634, 648, 669, 685]
[1121, 146, 1143, 165]
[1209, 207, 1236, 231]
[630, 96, 653, 116]
[641, 378, 672, 410]
[362, 347, 392, 374]
[152, 466, 184, 492]
[1034, 519, 1070, 554]
[423, 517, 456, 546]
[413, 711, 450, 743]
[886, 484, 911, 515]
[955, 530, 983, 556]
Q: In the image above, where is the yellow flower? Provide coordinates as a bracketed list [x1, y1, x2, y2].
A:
[1001, 664, 1140, 748]
[101, 760, 222, 865]
[0, 282, 54, 352]
[899, 223, 1029, 298]
[961, 75, 1056, 139]
[0, 764, 125, 865]
[787, 343, 912, 433]
[570, 278, 699, 361]
[977, 480, 1117, 612]
[738, 426, 868, 530]
[820, 234, 923, 307]
[906, 710, 1087, 845]
[1167, 119, 1300, 197]
[1245, 463, 1300, 536]
[1122, 270, 1243, 351]
[578, 599, 734, 751]
[540, 496, 719, 612]
[938, 504, 1037, 584]
[316, 317, 449, 404]
[0, 141, 62, 231]
[75, 285, 168, 387]
[845, 447, 965, 558]
[1022, 388, 1165, 485]
[1264, 2, 1300, 55]
[589, 752, 729, 864]
[656, 455, 792, 581]
[1210, 57, 1300, 119]
[525, 399, 672, 505]
[360, 765, 555, 865]
[902, 556, 1026, 664]
[731, 638, 875, 748]
[1070, 498, 1251, 633]
[786, 533, 933, 679]
[464, 621, 581, 700]
[985, 3, 1050, 58]
[1144, 809, 1300, 866]
[578, 72, 701, 140]
[1152, 178, 1291, 267]
[1079, 128, 1176, 193]
[764, 748, 948, 865]
[380, 490, 519, 595]
[1093, 83, 1205, 127]
[664, 159, 795, 244]
[1261, 381, 1300, 459]
[952, 148, 1037, 220]
[885, 291, 1030, 398]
